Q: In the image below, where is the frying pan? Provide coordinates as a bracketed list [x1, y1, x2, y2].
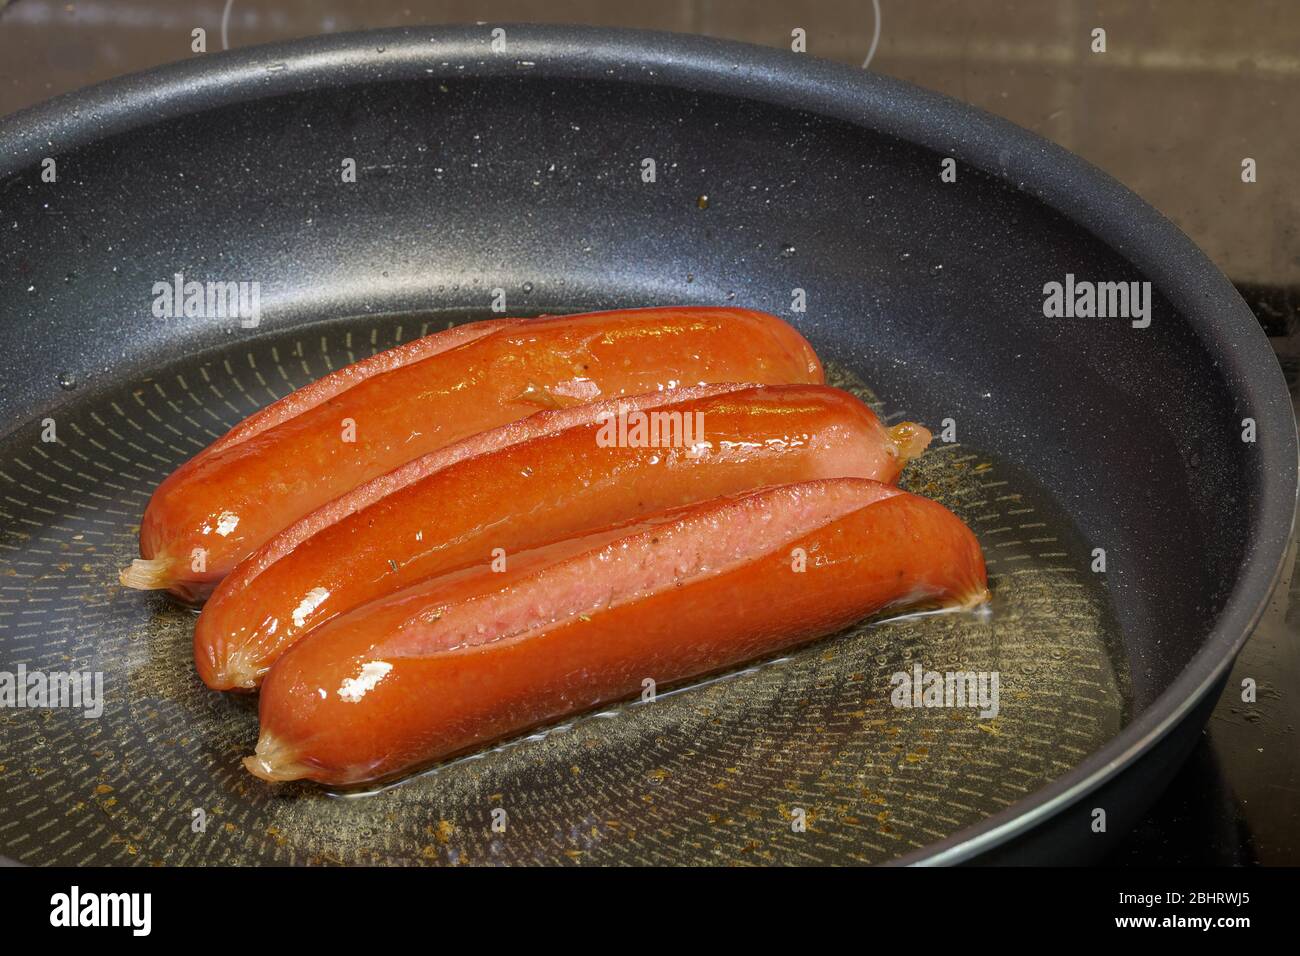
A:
[0, 25, 1294, 866]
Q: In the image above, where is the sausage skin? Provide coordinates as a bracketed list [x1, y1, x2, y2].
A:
[247, 478, 989, 786]
[195, 384, 931, 690]
[120, 307, 823, 601]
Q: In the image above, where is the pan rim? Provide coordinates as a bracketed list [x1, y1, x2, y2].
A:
[0, 23, 1295, 867]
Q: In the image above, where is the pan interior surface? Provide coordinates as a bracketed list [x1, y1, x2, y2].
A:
[0, 311, 1128, 865]
[0, 31, 1285, 864]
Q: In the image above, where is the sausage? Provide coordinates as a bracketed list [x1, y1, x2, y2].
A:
[119, 307, 824, 601]
[195, 384, 932, 690]
[245, 478, 989, 786]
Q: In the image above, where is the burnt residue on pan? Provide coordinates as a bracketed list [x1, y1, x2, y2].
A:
[0, 313, 1126, 865]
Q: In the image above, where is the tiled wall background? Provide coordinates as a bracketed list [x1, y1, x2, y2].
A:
[1, 0, 1296, 284]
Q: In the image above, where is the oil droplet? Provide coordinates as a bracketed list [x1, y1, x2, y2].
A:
[929, 263, 944, 276]
[522, 282, 534, 294]
[57, 372, 77, 391]
[897, 252, 911, 262]
[696, 195, 710, 210]
[778, 244, 796, 259]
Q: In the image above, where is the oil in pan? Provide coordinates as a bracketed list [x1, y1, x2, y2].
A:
[0, 313, 1129, 865]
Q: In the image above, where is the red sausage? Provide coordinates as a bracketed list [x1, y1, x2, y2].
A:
[120, 307, 823, 601]
[195, 383, 931, 690]
[247, 478, 989, 786]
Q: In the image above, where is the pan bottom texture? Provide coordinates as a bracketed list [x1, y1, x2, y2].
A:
[0, 311, 1130, 865]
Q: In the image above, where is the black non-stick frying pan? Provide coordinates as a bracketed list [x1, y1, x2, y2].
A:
[0, 25, 1294, 866]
